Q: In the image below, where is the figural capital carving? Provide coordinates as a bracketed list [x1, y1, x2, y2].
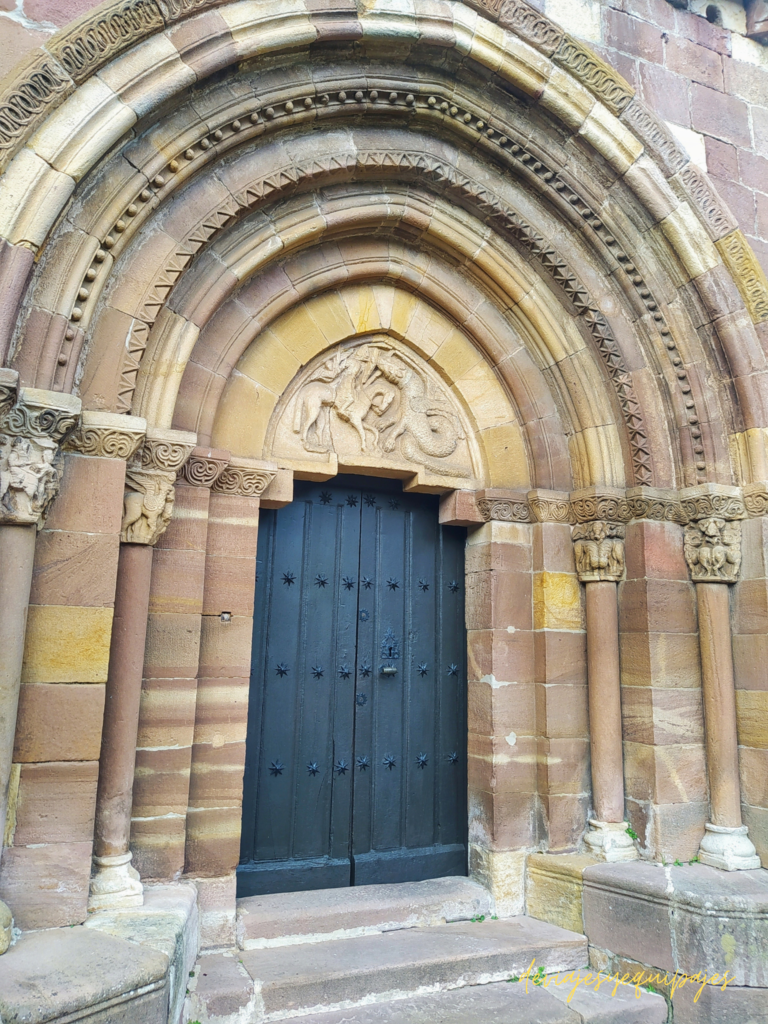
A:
[684, 518, 742, 583]
[0, 386, 81, 526]
[572, 520, 626, 582]
[121, 428, 196, 545]
[63, 411, 146, 461]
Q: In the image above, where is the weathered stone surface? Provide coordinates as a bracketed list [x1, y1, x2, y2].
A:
[527, 854, 598, 935]
[0, 926, 169, 1024]
[0, 840, 92, 929]
[13, 682, 105, 762]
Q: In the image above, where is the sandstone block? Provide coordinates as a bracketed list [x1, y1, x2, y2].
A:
[534, 630, 587, 686]
[536, 682, 589, 739]
[527, 853, 598, 935]
[21, 605, 113, 683]
[467, 628, 535, 686]
[619, 631, 701, 687]
[13, 682, 105, 762]
[468, 845, 526, 917]
[142, 612, 202, 680]
[619, 579, 697, 634]
[198, 614, 255, 678]
[136, 676, 198, 749]
[533, 572, 582, 631]
[624, 741, 707, 804]
[543, 794, 590, 851]
[201, 554, 257, 616]
[621, 686, 705, 745]
[736, 689, 768, 747]
[191, 873, 237, 949]
[13, 761, 98, 845]
[30, 530, 120, 607]
[624, 519, 688, 581]
[0, 841, 92, 929]
[132, 745, 193, 818]
[148, 547, 206, 616]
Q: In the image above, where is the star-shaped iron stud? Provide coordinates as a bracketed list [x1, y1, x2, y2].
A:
[418, 578, 430, 592]
[448, 751, 459, 765]
[269, 760, 284, 776]
[364, 494, 377, 507]
[386, 577, 400, 591]
[334, 759, 349, 774]
[416, 752, 429, 769]
[311, 665, 324, 679]
[282, 571, 296, 586]
[361, 576, 373, 589]
[276, 663, 289, 677]
[342, 575, 356, 590]
[315, 573, 329, 588]
[448, 664, 459, 676]
[418, 662, 428, 677]
[346, 494, 358, 507]
[339, 665, 351, 679]
[359, 609, 370, 622]
[356, 756, 370, 770]
[319, 491, 332, 504]
[448, 579, 460, 593]
[307, 761, 320, 776]
[383, 754, 397, 770]
[356, 692, 368, 706]
[360, 662, 372, 678]
[388, 499, 400, 510]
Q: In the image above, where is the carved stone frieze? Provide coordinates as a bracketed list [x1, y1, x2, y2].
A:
[0, 387, 81, 526]
[179, 446, 230, 488]
[743, 484, 768, 518]
[476, 496, 533, 523]
[47, 0, 164, 84]
[684, 518, 742, 583]
[553, 35, 635, 116]
[716, 230, 768, 325]
[680, 489, 746, 524]
[620, 99, 688, 177]
[572, 521, 626, 582]
[676, 164, 737, 242]
[269, 338, 478, 486]
[211, 456, 277, 497]
[63, 411, 146, 461]
[570, 492, 632, 525]
[121, 428, 195, 544]
[497, 0, 564, 54]
[528, 493, 573, 524]
[625, 492, 687, 525]
[0, 50, 72, 171]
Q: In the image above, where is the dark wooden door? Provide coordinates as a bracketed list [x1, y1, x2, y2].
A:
[238, 476, 467, 896]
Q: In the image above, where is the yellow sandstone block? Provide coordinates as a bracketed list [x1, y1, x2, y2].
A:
[22, 605, 113, 683]
[238, 328, 301, 395]
[533, 572, 583, 631]
[211, 372, 277, 457]
[527, 853, 598, 935]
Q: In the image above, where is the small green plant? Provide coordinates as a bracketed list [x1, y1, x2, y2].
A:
[644, 984, 658, 994]
[532, 965, 546, 986]
[471, 914, 486, 923]
[625, 822, 639, 841]
[674, 859, 683, 867]
[491, 914, 498, 920]
[189, 970, 195, 977]
[689, 855, 699, 864]
[507, 975, 520, 983]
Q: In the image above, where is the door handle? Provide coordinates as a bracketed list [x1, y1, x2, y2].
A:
[380, 665, 397, 676]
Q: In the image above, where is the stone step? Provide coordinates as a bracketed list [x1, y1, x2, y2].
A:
[188, 916, 590, 1022]
[236, 876, 493, 949]
[272, 976, 668, 1023]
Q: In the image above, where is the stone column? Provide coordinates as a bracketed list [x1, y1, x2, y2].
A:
[682, 486, 761, 871]
[570, 491, 637, 863]
[0, 372, 81, 951]
[89, 428, 196, 911]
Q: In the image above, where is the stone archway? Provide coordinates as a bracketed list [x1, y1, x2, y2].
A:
[0, 0, 766, 950]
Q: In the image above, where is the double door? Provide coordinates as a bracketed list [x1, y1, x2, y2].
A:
[238, 476, 467, 895]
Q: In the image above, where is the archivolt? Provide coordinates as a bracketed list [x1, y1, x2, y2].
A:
[2, 0, 768, 490]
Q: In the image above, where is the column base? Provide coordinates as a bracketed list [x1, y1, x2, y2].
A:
[584, 820, 639, 863]
[698, 823, 762, 871]
[88, 852, 144, 912]
[0, 899, 13, 954]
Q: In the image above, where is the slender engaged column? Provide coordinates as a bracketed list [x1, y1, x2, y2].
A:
[571, 508, 637, 863]
[89, 428, 196, 911]
[0, 374, 81, 950]
[682, 488, 760, 871]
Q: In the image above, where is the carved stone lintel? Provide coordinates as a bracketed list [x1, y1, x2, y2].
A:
[63, 410, 146, 461]
[211, 456, 278, 497]
[684, 518, 742, 583]
[121, 428, 196, 545]
[0, 387, 81, 526]
[573, 520, 626, 582]
[179, 446, 231, 488]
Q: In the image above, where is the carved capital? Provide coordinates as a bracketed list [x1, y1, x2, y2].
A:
[527, 490, 572, 524]
[743, 483, 768, 518]
[0, 369, 18, 419]
[179, 446, 231, 488]
[680, 484, 746, 524]
[570, 487, 632, 525]
[0, 387, 81, 526]
[121, 428, 196, 545]
[684, 518, 742, 583]
[211, 456, 277, 497]
[572, 520, 626, 582]
[63, 411, 146, 460]
[625, 487, 687, 525]
[476, 492, 532, 523]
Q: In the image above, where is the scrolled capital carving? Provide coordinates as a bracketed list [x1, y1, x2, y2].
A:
[121, 428, 195, 545]
[572, 520, 626, 582]
[63, 411, 146, 461]
[684, 518, 741, 583]
[528, 490, 572, 524]
[476, 496, 532, 523]
[179, 447, 231, 488]
[743, 484, 768, 518]
[570, 494, 632, 524]
[680, 485, 746, 524]
[212, 456, 277, 497]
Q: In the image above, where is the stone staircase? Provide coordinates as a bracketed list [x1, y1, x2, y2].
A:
[184, 878, 667, 1024]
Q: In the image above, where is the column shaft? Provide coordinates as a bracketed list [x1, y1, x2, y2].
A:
[93, 543, 154, 858]
[586, 580, 625, 823]
[696, 582, 742, 828]
[0, 525, 36, 849]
